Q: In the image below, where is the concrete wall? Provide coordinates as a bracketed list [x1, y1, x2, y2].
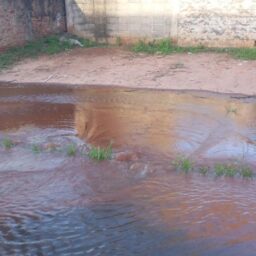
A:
[0, 0, 66, 49]
[65, 0, 256, 47]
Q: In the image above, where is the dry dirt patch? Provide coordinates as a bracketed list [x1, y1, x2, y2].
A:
[0, 48, 255, 95]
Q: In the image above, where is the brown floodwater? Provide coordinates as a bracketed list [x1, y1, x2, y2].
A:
[0, 83, 256, 256]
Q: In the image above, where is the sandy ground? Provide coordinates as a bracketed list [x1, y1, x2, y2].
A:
[0, 48, 255, 95]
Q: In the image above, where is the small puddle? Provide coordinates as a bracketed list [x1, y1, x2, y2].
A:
[0, 84, 256, 255]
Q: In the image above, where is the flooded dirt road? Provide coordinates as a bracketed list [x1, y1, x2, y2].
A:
[1, 84, 256, 255]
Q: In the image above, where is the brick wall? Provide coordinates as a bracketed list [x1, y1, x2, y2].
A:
[0, 0, 66, 49]
[65, 0, 256, 47]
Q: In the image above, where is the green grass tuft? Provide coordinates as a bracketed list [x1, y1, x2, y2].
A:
[66, 144, 77, 157]
[240, 166, 253, 178]
[0, 35, 98, 70]
[172, 156, 193, 173]
[132, 39, 256, 60]
[225, 166, 238, 177]
[88, 144, 112, 161]
[2, 138, 14, 150]
[228, 47, 256, 60]
[79, 38, 98, 48]
[226, 105, 238, 115]
[2, 37, 256, 71]
[132, 39, 206, 55]
[115, 36, 122, 46]
[171, 156, 254, 179]
[32, 144, 41, 154]
[214, 164, 226, 177]
[199, 166, 209, 175]
[214, 163, 238, 177]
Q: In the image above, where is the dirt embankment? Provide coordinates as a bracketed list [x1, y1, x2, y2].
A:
[0, 48, 255, 95]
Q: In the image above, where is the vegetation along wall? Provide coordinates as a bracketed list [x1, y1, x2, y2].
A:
[65, 0, 256, 47]
[0, 0, 66, 49]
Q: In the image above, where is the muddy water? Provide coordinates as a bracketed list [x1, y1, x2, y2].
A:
[1, 84, 256, 256]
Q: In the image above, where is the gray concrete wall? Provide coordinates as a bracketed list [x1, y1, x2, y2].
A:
[0, 0, 66, 49]
[178, 0, 256, 47]
[65, 0, 256, 47]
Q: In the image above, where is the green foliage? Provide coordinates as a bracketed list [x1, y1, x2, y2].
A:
[172, 156, 193, 173]
[240, 166, 253, 178]
[132, 39, 206, 55]
[79, 38, 98, 47]
[214, 163, 239, 177]
[224, 166, 238, 177]
[226, 105, 238, 115]
[0, 35, 98, 70]
[228, 47, 256, 60]
[199, 166, 209, 175]
[32, 144, 41, 154]
[115, 36, 122, 46]
[214, 164, 225, 177]
[66, 144, 77, 157]
[88, 144, 112, 161]
[2, 36, 255, 71]
[171, 156, 254, 179]
[132, 39, 256, 60]
[2, 138, 14, 150]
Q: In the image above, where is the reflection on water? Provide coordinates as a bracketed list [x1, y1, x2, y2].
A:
[0, 84, 256, 256]
[75, 88, 256, 164]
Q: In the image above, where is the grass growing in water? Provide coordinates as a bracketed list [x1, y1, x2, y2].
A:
[32, 144, 41, 154]
[171, 156, 254, 179]
[2, 138, 14, 150]
[199, 166, 209, 176]
[226, 105, 238, 115]
[172, 156, 193, 173]
[0, 35, 97, 70]
[214, 164, 238, 177]
[132, 39, 256, 60]
[240, 166, 253, 178]
[88, 144, 112, 161]
[66, 144, 77, 157]
[214, 163, 254, 178]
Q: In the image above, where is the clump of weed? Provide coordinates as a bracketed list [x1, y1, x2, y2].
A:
[0, 36, 74, 70]
[79, 38, 98, 47]
[226, 105, 238, 115]
[199, 166, 209, 175]
[172, 156, 193, 173]
[32, 144, 41, 154]
[88, 143, 112, 161]
[225, 166, 238, 177]
[0, 35, 99, 70]
[115, 36, 122, 46]
[132, 39, 206, 55]
[132, 39, 174, 54]
[214, 164, 226, 177]
[170, 62, 185, 69]
[44, 143, 58, 152]
[66, 144, 77, 157]
[2, 138, 14, 150]
[214, 163, 238, 177]
[240, 166, 253, 178]
[228, 47, 256, 60]
[131, 39, 256, 60]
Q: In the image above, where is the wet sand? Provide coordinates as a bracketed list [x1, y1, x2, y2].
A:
[0, 48, 256, 95]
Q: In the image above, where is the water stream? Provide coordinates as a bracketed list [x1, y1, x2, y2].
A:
[0, 84, 256, 255]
